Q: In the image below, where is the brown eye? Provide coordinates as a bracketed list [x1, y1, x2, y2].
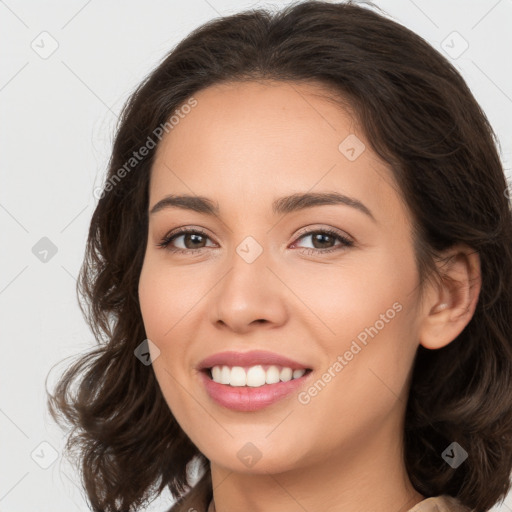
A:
[157, 228, 215, 253]
[293, 228, 354, 255]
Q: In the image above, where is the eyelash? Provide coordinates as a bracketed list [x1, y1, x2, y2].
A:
[156, 227, 354, 256]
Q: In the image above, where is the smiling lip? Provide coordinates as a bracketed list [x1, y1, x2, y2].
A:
[198, 368, 313, 412]
[197, 350, 311, 371]
[196, 350, 313, 412]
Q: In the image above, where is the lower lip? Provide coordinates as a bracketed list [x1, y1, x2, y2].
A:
[199, 369, 312, 412]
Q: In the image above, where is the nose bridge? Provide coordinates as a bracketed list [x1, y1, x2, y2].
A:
[210, 229, 287, 330]
[223, 231, 272, 298]
[223, 208, 273, 271]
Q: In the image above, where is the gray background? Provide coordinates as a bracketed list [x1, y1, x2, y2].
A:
[1, 0, 511, 510]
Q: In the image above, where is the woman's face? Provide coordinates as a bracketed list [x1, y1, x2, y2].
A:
[138, 80, 425, 474]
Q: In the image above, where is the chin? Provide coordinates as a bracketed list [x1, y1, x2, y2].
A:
[202, 439, 309, 475]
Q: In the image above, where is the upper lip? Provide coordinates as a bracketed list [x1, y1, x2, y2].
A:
[197, 350, 312, 371]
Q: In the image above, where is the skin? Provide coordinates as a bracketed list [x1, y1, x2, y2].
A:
[138, 80, 481, 512]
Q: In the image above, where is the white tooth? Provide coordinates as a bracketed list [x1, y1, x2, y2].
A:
[280, 367, 293, 382]
[266, 365, 281, 384]
[211, 366, 222, 381]
[293, 369, 306, 379]
[210, 364, 306, 386]
[246, 365, 267, 387]
[230, 366, 247, 386]
[220, 365, 231, 384]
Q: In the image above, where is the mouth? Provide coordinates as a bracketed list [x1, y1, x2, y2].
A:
[196, 350, 314, 410]
[201, 365, 313, 388]
[198, 364, 314, 412]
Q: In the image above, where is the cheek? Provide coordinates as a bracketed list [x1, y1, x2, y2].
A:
[282, 249, 413, 338]
[302, 249, 419, 390]
[138, 262, 167, 339]
[138, 260, 195, 417]
[138, 257, 210, 411]
[138, 257, 201, 340]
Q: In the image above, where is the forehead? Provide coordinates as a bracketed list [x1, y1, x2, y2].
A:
[149, 80, 406, 227]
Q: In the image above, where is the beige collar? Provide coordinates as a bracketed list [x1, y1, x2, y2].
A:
[206, 494, 471, 512]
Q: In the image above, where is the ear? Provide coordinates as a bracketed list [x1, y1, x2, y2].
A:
[419, 244, 481, 350]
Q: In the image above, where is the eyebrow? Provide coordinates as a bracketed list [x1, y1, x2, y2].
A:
[149, 191, 376, 222]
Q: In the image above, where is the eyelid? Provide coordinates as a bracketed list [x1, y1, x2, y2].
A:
[158, 226, 215, 248]
[158, 224, 352, 244]
[163, 225, 211, 240]
[293, 224, 353, 242]
[157, 223, 354, 255]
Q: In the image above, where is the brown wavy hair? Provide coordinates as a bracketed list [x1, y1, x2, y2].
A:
[46, 1, 512, 511]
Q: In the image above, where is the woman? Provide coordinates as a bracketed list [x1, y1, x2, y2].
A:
[47, 1, 512, 512]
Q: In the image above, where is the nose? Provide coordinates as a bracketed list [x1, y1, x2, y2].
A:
[209, 245, 288, 334]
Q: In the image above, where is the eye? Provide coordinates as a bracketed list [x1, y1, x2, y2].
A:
[156, 227, 215, 254]
[291, 227, 354, 255]
[156, 226, 354, 256]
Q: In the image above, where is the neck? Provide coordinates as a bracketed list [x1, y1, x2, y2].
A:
[208, 413, 424, 512]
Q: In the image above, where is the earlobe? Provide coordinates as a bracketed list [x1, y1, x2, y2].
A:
[418, 245, 481, 350]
